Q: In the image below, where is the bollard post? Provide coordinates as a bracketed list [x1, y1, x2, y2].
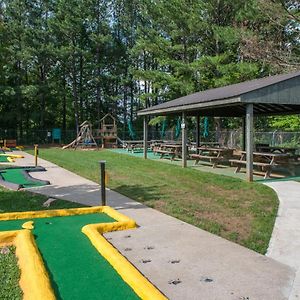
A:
[99, 161, 106, 206]
[34, 144, 39, 167]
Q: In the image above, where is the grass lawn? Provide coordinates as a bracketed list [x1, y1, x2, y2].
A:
[29, 148, 279, 254]
[0, 186, 85, 213]
[0, 245, 22, 300]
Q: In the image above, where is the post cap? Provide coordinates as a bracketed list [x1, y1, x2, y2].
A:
[99, 160, 106, 164]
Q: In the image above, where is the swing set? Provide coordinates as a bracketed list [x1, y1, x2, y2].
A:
[159, 116, 209, 141]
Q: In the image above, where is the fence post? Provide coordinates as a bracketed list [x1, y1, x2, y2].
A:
[99, 161, 106, 206]
[34, 144, 39, 167]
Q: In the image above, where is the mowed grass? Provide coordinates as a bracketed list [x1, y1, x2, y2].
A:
[0, 246, 22, 300]
[30, 148, 279, 254]
[0, 186, 86, 213]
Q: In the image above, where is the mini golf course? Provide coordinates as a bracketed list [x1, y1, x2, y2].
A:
[0, 207, 166, 300]
[0, 153, 24, 162]
[0, 155, 11, 162]
[0, 166, 50, 189]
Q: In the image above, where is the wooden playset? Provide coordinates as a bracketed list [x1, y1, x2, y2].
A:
[94, 113, 118, 148]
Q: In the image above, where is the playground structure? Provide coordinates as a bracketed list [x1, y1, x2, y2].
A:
[94, 113, 118, 148]
[62, 121, 98, 150]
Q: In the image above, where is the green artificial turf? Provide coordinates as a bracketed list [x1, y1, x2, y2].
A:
[0, 245, 23, 300]
[28, 148, 279, 254]
[0, 156, 10, 162]
[0, 214, 139, 300]
[0, 168, 46, 188]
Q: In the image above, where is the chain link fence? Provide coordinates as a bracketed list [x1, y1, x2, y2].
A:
[0, 129, 76, 145]
[1, 128, 300, 149]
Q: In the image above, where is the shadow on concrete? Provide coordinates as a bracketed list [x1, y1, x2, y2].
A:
[28, 183, 153, 211]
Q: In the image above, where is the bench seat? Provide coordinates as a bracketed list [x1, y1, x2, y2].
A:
[155, 149, 176, 160]
[229, 159, 273, 179]
[229, 159, 271, 168]
[190, 154, 223, 168]
[5, 139, 17, 148]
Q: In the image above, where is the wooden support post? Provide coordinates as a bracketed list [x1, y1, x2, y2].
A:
[246, 104, 254, 182]
[143, 116, 148, 159]
[34, 144, 38, 167]
[182, 112, 187, 168]
[196, 114, 200, 149]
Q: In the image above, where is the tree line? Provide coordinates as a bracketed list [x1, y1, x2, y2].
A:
[0, 0, 299, 138]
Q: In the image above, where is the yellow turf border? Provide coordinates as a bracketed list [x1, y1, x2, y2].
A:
[0, 153, 24, 162]
[0, 206, 167, 300]
[0, 230, 55, 300]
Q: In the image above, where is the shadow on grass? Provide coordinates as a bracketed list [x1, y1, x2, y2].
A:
[114, 184, 163, 204]
[33, 236, 63, 300]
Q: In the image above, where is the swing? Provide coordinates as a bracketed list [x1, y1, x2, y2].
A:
[160, 119, 168, 139]
[175, 117, 181, 139]
[127, 120, 136, 140]
[203, 117, 209, 138]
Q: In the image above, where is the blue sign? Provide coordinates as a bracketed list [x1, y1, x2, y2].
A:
[52, 128, 61, 140]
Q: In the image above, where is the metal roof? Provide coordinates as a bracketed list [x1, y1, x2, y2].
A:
[138, 71, 300, 117]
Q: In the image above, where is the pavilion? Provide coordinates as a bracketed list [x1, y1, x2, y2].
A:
[137, 71, 300, 181]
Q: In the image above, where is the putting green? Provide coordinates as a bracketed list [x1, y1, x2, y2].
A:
[0, 156, 10, 162]
[0, 168, 46, 188]
[0, 213, 139, 300]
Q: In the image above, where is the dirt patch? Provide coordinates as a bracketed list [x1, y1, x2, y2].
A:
[194, 211, 253, 241]
[152, 200, 167, 211]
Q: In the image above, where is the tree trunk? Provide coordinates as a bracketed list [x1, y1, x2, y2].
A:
[39, 65, 46, 130]
[71, 54, 79, 134]
[96, 46, 102, 120]
[79, 54, 84, 122]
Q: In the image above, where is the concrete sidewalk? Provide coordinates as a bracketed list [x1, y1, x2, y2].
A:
[265, 181, 300, 300]
[7, 152, 295, 299]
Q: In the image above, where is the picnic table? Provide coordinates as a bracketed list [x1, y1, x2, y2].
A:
[149, 140, 164, 150]
[230, 151, 300, 179]
[255, 145, 298, 155]
[190, 146, 234, 168]
[189, 142, 221, 151]
[153, 144, 182, 160]
[123, 140, 144, 153]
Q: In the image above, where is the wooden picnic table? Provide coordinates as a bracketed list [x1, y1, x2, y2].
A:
[199, 142, 221, 147]
[255, 145, 298, 155]
[163, 144, 182, 149]
[190, 147, 234, 168]
[153, 143, 182, 160]
[240, 151, 292, 163]
[230, 151, 300, 178]
[189, 142, 221, 151]
[149, 140, 164, 150]
[123, 140, 144, 153]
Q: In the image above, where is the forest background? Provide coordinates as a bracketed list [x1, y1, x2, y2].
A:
[0, 0, 299, 142]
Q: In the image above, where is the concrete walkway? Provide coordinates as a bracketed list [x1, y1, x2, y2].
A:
[265, 181, 300, 300]
[5, 152, 295, 299]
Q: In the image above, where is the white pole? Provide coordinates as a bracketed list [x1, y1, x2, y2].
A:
[182, 112, 187, 168]
[246, 104, 254, 182]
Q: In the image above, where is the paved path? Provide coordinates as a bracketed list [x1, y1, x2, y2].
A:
[5, 152, 295, 299]
[265, 181, 300, 300]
